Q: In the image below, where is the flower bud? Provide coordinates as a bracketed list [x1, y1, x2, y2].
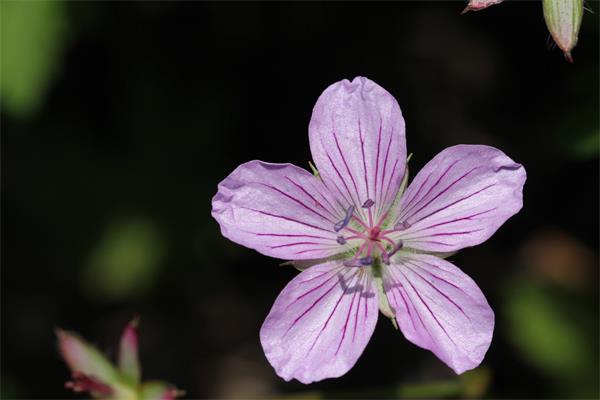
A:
[118, 316, 141, 385]
[543, 0, 583, 62]
[461, 0, 503, 14]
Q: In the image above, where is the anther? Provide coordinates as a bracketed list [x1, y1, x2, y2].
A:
[361, 199, 375, 208]
[388, 240, 404, 258]
[336, 235, 347, 245]
[359, 256, 374, 266]
[381, 251, 391, 265]
[334, 205, 355, 232]
[394, 220, 411, 230]
[343, 256, 373, 268]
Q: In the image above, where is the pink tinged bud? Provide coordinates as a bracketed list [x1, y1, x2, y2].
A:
[461, 0, 503, 14]
[118, 316, 141, 385]
[543, 0, 583, 63]
[56, 328, 120, 388]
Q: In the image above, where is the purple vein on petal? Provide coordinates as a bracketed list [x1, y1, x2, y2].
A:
[403, 208, 497, 236]
[241, 207, 331, 233]
[404, 228, 485, 241]
[324, 150, 356, 207]
[374, 120, 382, 212]
[407, 260, 471, 299]
[255, 182, 335, 223]
[400, 268, 459, 348]
[402, 182, 495, 226]
[404, 262, 471, 322]
[358, 118, 370, 199]
[307, 180, 346, 219]
[352, 272, 368, 343]
[381, 157, 400, 211]
[285, 177, 341, 221]
[254, 233, 333, 240]
[399, 171, 433, 221]
[307, 269, 359, 356]
[397, 160, 461, 223]
[269, 242, 329, 249]
[298, 268, 340, 286]
[294, 248, 340, 255]
[332, 129, 362, 210]
[283, 267, 352, 338]
[407, 240, 454, 247]
[379, 128, 395, 210]
[336, 270, 364, 355]
[386, 266, 418, 333]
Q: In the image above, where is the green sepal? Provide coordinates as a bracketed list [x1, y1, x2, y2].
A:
[308, 160, 320, 179]
[372, 262, 398, 329]
[542, 0, 583, 62]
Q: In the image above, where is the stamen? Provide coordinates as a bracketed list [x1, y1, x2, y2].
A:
[334, 205, 355, 232]
[336, 235, 347, 245]
[375, 242, 390, 265]
[394, 220, 412, 230]
[381, 251, 390, 265]
[343, 258, 363, 267]
[388, 239, 404, 258]
[359, 256, 374, 266]
[345, 256, 374, 267]
[361, 198, 375, 208]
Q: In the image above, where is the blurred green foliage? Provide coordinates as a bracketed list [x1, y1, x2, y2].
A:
[81, 219, 166, 302]
[0, 1, 67, 117]
[504, 276, 598, 397]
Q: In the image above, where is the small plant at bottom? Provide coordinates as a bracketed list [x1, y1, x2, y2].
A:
[56, 317, 182, 399]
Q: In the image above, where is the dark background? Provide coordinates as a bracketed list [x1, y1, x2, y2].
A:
[2, 1, 598, 399]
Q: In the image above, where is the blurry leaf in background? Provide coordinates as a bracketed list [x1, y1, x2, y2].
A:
[397, 380, 462, 399]
[503, 277, 597, 397]
[81, 218, 166, 302]
[395, 366, 491, 399]
[550, 64, 599, 161]
[0, 0, 68, 118]
[518, 228, 596, 290]
[555, 108, 600, 161]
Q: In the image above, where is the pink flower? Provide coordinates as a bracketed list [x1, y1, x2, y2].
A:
[212, 77, 526, 384]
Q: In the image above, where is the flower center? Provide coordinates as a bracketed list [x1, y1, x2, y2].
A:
[334, 199, 404, 267]
[368, 226, 381, 241]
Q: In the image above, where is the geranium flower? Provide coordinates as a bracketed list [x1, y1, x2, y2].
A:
[57, 317, 181, 399]
[211, 77, 526, 384]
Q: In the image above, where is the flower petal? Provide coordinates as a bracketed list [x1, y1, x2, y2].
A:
[383, 253, 494, 374]
[212, 161, 347, 259]
[392, 145, 525, 252]
[309, 77, 406, 222]
[260, 261, 378, 383]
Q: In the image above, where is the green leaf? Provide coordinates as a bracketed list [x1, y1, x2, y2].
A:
[0, 1, 67, 117]
[81, 218, 166, 302]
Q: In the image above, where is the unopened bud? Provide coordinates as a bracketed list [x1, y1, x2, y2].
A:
[461, 0, 503, 14]
[543, 0, 583, 63]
